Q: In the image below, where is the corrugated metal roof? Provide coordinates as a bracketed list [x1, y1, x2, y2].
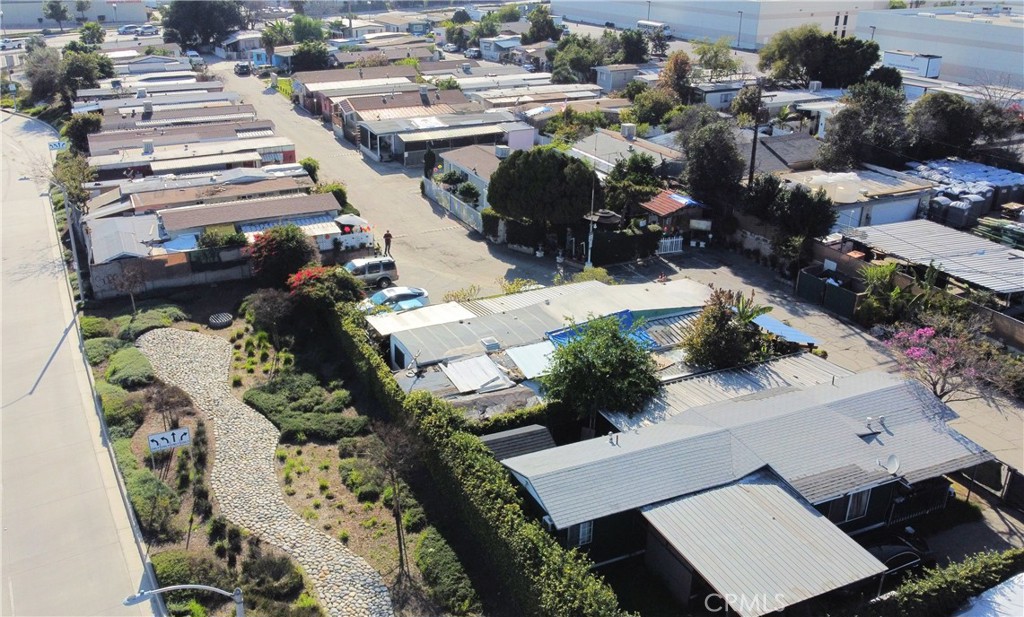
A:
[846, 219, 1024, 294]
[240, 215, 339, 241]
[643, 471, 886, 617]
[149, 151, 262, 173]
[462, 280, 607, 315]
[504, 340, 555, 379]
[642, 310, 700, 349]
[365, 302, 477, 336]
[86, 214, 160, 264]
[506, 372, 992, 528]
[159, 194, 339, 232]
[397, 123, 507, 143]
[641, 189, 705, 217]
[480, 425, 557, 461]
[440, 355, 514, 394]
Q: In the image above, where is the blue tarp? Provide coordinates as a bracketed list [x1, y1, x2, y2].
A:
[752, 314, 817, 345]
[547, 310, 657, 350]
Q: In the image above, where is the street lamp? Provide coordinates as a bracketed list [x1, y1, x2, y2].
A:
[647, 1, 652, 21]
[869, 25, 877, 41]
[112, 3, 117, 24]
[124, 585, 245, 617]
[736, 10, 743, 50]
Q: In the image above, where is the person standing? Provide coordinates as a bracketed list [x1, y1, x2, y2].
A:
[383, 230, 393, 256]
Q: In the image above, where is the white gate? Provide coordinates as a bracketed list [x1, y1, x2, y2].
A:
[424, 182, 484, 233]
[657, 236, 685, 255]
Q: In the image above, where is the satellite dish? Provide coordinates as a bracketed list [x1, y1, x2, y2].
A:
[878, 454, 901, 476]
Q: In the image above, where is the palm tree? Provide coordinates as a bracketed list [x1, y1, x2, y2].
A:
[732, 289, 772, 326]
[261, 20, 293, 59]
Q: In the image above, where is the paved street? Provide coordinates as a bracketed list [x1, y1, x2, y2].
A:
[210, 58, 558, 298]
[0, 112, 152, 616]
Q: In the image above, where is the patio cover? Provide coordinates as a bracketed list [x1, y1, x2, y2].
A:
[546, 310, 657, 349]
[751, 314, 818, 345]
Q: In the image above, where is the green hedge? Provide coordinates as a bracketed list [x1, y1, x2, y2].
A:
[80, 315, 116, 339]
[415, 527, 481, 615]
[590, 225, 663, 266]
[85, 336, 128, 366]
[469, 402, 550, 435]
[330, 307, 628, 617]
[481, 208, 500, 238]
[105, 347, 155, 389]
[97, 380, 145, 438]
[505, 218, 545, 248]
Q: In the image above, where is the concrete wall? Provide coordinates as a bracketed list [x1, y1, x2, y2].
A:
[2, 0, 148, 28]
[855, 9, 1024, 88]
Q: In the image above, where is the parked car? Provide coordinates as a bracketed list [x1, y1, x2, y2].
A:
[858, 531, 937, 595]
[184, 50, 205, 67]
[138, 25, 159, 36]
[464, 47, 481, 59]
[117, 24, 141, 35]
[522, 62, 536, 72]
[357, 286, 429, 313]
[233, 62, 251, 76]
[0, 38, 24, 50]
[343, 256, 399, 289]
[442, 43, 459, 52]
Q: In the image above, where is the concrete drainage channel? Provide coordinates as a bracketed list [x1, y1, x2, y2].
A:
[137, 328, 394, 617]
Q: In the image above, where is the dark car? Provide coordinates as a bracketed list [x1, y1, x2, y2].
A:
[233, 62, 251, 76]
[858, 531, 937, 595]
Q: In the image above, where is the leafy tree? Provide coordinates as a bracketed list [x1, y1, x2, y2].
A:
[312, 181, 349, 211]
[75, 0, 91, 20]
[630, 87, 676, 125]
[290, 40, 329, 72]
[743, 173, 784, 221]
[541, 315, 659, 422]
[830, 36, 882, 89]
[242, 288, 294, 344]
[775, 187, 837, 240]
[423, 149, 436, 178]
[469, 20, 499, 47]
[163, 0, 243, 49]
[289, 0, 306, 14]
[261, 19, 293, 56]
[730, 85, 761, 118]
[551, 33, 605, 84]
[681, 122, 744, 205]
[287, 265, 363, 314]
[59, 51, 114, 103]
[250, 224, 318, 288]
[291, 13, 323, 42]
[489, 5, 522, 24]
[758, 25, 879, 87]
[866, 65, 903, 90]
[693, 37, 740, 82]
[24, 45, 62, 101]
[197, 228, 247, 248]
[237, 0, 265, 29]
[668, 104, 719, 151]
[488, 147, 601, 236]
[907, 91, 981, 160]
[435, 76, 460, 90]
[975, 99, 1020, 144]
[622, 79, 648, 102]
[683, 288, 765, 370]
[53, 152, 95, 206]
[816, 81, 909, 170]
[646, 29, 669, 57]
[64, 112, 102, 153]
[617, 29, 648, 64]
[79, 21, 105, 44]
[543, 107, 608, 142]
[24, 35, 48, 53]
[451, 9, 471, 24]
[604, 153, 662, 222]
[63, 39, 97, 54]
[523, 6, 561, 45]
[658, 50, 692, 101]
[299, 156, 320, 183]
[445, 25, 468, 50]
[43, 0, 71, 32]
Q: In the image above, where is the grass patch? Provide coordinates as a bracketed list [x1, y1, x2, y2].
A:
[84, 336, 127, 366]
[105, 347, 155, 389]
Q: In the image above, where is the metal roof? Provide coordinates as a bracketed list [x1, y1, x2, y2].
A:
[642, 310, 700, 350]
[365, 302, 477, 336]
[149, 151, 262, 173]
[845, 219, 1024, 295]
[240, 215, 340, 242]
[751, 314, 817, 345]
[439, 355, 515, 394]
[397, 123, 507, 143]
[643, 471, 886, 617]
[85, 214, 160, 264]
[461, 280, 608, 315]
[480, 425, 556, 461]
[159, 193, 339, 232]
[504, 340, 556, 379]
[506, 372, 991, 528]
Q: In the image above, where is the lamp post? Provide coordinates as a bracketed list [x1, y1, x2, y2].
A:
[112, 3, 117, 24]
[869, 25, 876, 41]
[736, 10, 743, 50]
[747, 77, 764, 187]
[124, 585, 245, 617]
[585, 173, 595, 268]
[646, 1, 652, 21]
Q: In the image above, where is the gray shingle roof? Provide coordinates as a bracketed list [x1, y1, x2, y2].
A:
[159, 193, 339, 232]
[504, 372, 991, 529]
[480, 425, 556, 461]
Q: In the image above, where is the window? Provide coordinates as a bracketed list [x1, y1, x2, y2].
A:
[835, 15, 841, 26]
[576, 521, 594, 546]
[846, 488, 871, 521]
[843, 15, 849, 25]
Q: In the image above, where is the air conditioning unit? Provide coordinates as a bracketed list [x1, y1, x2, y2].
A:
[620, 123, 637, 140]
[809, 80, 822, 92]
[480, 336, 501, 352]
[495, 144, 510, 159]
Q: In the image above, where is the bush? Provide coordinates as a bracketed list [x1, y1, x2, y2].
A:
[125, 466, 181, 540]
[415, 527, 481, 615]
[80, 315, 115, 339]
[97, 380, 145, 438]
[481, 208, 501, 238]
[112, 437, 140, 474]
[84, 336, 127, 365]
[402, 505, 426, 532]
[113, 304, 189, 341]
[152, 550, 233, 607]
[456, 181, 480, 203]
[105, 347, 155, 389]
[244, 372, 363, 442]
[355, 484, 381, 503]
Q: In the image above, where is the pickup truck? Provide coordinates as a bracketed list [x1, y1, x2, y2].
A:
[0, 39, 25, 50]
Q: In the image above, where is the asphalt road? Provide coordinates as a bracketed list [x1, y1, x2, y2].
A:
[0, 112, 153, 616]
[210, 58, 561, 298]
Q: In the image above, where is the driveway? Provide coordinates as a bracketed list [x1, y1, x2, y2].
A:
[211, 60, 557, 298]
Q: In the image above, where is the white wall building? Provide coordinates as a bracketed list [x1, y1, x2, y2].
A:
[1, 0, 147, 28]
[855, 6, 1024, 89]
[551, 0, 889, 50]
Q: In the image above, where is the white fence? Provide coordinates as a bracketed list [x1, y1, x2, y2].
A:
[657, 235, 685, 255]
[424, 181, 484, 233]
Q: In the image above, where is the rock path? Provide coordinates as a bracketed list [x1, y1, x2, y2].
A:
[137, 328, 394, 617]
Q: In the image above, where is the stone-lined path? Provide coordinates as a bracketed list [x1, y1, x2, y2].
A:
[137, 328, 394, 617]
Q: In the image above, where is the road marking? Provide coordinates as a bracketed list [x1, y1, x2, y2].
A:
[8, 577, 14, 615]
[410, 225, 461, 236]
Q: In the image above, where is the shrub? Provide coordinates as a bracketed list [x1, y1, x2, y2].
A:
[96, 380, 144, 438]
[402, 505, 426, 532]
[80, 315, 115, 339]
[355, 484, 381, 503]
[415, 527, 481, 615]
[84, 336, 127, 365]
[481, 208, 500, 238]
[151, 550, 233, 606]
[244, 372, 364, 442]
[105, 347, 155, 388]
[125, 466, 181, 540]
[113, 304, 189, 341]
[112, 438, 140, 474]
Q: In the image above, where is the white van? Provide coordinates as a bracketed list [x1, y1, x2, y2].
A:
[636, 20, 672, 39]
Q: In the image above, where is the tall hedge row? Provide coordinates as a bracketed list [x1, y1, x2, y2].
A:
[330, 308, 628, 617]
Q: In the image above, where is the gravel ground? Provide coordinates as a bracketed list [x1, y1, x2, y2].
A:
[137, 328, 394, 617]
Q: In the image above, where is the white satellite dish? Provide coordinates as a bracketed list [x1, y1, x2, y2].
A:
[878, 454, 901, 476]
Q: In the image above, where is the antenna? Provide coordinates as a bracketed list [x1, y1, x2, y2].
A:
[877, 454, 901, 476]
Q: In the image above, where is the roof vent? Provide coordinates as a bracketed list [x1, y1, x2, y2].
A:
[143, 101, 153, 114]
[142, 139, 154, 155]
[620, 123, 636, 140]
[480, 337, 501, 352]
[495, 144, 510, 159]
[808, 80, 822, 92]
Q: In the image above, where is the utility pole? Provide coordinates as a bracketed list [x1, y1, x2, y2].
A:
[747, 77, 764, 186]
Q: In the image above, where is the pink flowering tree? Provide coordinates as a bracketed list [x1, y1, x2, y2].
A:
[885, 316, 999, 402]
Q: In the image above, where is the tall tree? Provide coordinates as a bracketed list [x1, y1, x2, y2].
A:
[445, 25, 468, 50]
[290, 40, 328, 72]
[469, 19, 499, 47]
[604, 153, 662, 222]
[617, 29, 648, 64]
[79, 21, 105, 45]
[488, 147, 600, 236]
[681, 122, 744, 205]
[693, 37, 740, 82]
[551, 34, 603, 84]
[907, 91, 981, 160]
[523, 5, 561, 45]
[816, 81, 909, 170]
[646, 29, 669, 57]
[237, 0, 265, 30]
[658, 50, 692, 102]
[975, 99, 1021, 144]
[64, 112, 102, 153]
[450, 9, 471, 24]
[261, 19, 293, 57]
[42, 0, 71, 32]
[730, 85, 761, 119]
[759, 25, 878, 87]
[250, 224, 317, 288]
[75, 0, 91, 20]
[541, 315, 659, 423]
[24, 45, 62, 100]
[669, 104, 719, 151]
[630, 87, 676, 125]
[163, 0, 243, 49]
[59, 51, 114, 103]
[291, 13, 323, 42]
[683, 288, 765, 370]
[866, 65, 903, 90]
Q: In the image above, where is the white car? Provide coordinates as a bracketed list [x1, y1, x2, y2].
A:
[117, 25, 141, 35]
[442, 43, 459, 53]
[357, 286, 429, 313]
[0, 38, 24, 50]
